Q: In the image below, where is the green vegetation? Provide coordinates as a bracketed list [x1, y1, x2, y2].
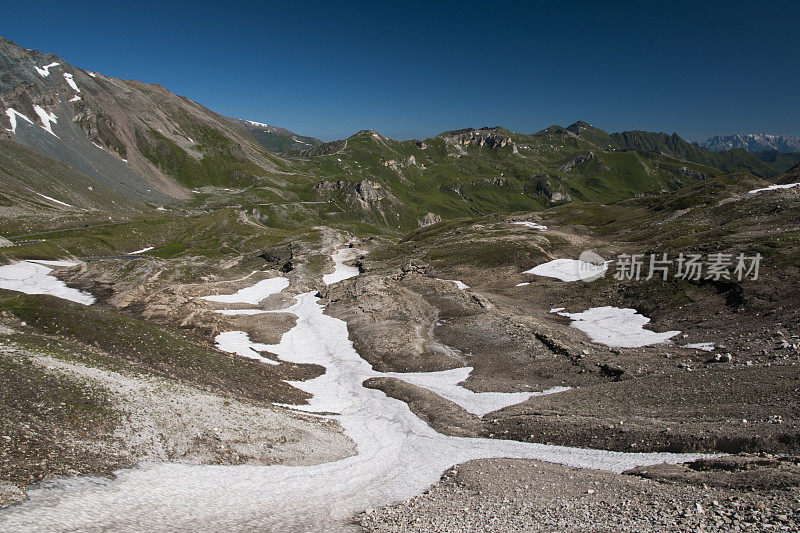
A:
[0, 292, 303, 403]
[136, 127, 268, 188]
[0, 347, 119, 486]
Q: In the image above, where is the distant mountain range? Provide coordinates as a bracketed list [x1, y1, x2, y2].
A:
[699, 134, 800, 153]
[2, 34, 800, 229]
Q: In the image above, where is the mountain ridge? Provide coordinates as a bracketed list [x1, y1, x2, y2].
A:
[699, 133, 800, 153]
[1, 35, 798, 231]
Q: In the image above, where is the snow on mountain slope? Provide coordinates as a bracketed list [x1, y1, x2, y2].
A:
[0, 36, 295, 203]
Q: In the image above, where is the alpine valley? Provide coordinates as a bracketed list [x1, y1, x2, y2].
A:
[1, 35, 799, 532]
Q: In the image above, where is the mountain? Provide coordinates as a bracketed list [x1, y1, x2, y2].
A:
[776, 162, 800, 185]
[0, 36, 299, 207]
[237, 119, 322, 153]
[0, 34, 795, 233]
[700, 133, 800, 153]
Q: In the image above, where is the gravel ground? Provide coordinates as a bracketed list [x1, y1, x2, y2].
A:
[358, 458, 800, 532]
[0, 347, 354, 507]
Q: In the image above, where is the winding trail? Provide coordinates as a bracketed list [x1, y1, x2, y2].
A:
[0, 250, 710, 532]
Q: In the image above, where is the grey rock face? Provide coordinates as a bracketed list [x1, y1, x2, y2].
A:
[700, 134, 800, 153]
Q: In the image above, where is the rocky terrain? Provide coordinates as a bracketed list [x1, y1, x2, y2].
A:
[358, 457, 800, 532]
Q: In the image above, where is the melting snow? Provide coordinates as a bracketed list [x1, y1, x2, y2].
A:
[34, 62, 60, 77]
[63, 73, 80, 92]
[748, 182, 800, 194]
[513, 221, 548, 231]
[5, 108, 34, 133]
[215, 309, 269, 316]
[200, 277, 289, 305]
[35, 193, 73, 208]
[322, 248, 365, 285]
[87, 71, 97, 78]
[382, 366, 569, 417]
[69, 95, 81, 102]
[129, 247, 154, 255]
[550, 307, 565, 313]
[524, 258, 607, 282]
[0, 261, 95, 305]
[32, 105, 58, 137]
[435, 278, 469, 290]
[0, 254, 711, 531]
[684, 342, 716, 352]
[29, 260, 79, 267]
[557, 306, 680, 348]
[214, 331, 280, 365]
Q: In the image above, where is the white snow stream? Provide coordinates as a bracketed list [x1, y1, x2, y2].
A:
[0, 249, 710, 531]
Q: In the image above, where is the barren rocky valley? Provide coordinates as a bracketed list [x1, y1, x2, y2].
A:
[0, 26, 799, 533]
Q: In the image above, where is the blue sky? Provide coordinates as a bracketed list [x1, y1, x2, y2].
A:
[4, 0, 798, 141]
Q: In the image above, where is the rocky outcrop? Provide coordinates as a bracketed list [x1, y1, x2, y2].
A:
[440, 128, 515, 150]
[417, 212, 442, 227]
[314, 179, 398, 210]
[383, 155, 419, 172]
[675, 166, 706, 180]
[526, 174, 572, 203]
[560, 152, 596, 171]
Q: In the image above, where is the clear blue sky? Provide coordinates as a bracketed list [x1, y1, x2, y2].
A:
[4, 0, 799, 141]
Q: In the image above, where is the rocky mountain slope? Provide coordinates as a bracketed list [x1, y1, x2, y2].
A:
[291, 122, 798, 229]
[0, 36, 298, 207]
[700, 133, 800, 153]
[3, 35, 799, 235]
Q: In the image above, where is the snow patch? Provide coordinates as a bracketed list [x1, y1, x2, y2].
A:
[5, 108, 34, 134]
[435, 278, 469, 290]
[524, 258, 607, 282]
[516, 282, 530, 287]
[63, 73, 80, 92]
[383, 366, 569, 416]
[34, 62, 59, 77]
[748, 182, 800, 194]
[35, 192, 73, 208]
[513, 221, 548, 231]
[200, 277, 289, 305]
[129, 247, 154, 255]
[29, 260, 79, 267]
[214, 331, 279, 365]
[214, 309, 269, 316]
[684, 342, 716, 352]
[32, 105, 58, 137]
[69, 95, 81, 102]
[0, 261, 95, 305]
[323, 248, 365, 285]
[557, 306, 680, 348]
